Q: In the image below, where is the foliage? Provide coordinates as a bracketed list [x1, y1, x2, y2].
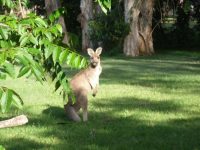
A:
[0, 87, 23, 113]
[0, 3, 87, 113]
[89, 4, 129, 55]
[62, 0, 81, 50]
[62, 0, 112, 50]
[0, 0, 30, 12]
[153, 0, 200, 49]
[0, 0, 14, 8]
[0, 145, 5, 150]
[95, 0, 111, 14]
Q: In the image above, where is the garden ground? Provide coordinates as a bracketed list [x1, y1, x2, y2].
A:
[0, 50, 200, 150]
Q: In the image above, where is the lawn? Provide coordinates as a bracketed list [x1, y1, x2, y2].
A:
[0, 50, 200, 150]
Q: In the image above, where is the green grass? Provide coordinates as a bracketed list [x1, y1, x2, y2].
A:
[0, 50, 200, 150]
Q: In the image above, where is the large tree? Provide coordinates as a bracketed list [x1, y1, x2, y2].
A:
[45, 0, 69, 44]
[78, 0, 94, 51]
[123, 0, 154, 56]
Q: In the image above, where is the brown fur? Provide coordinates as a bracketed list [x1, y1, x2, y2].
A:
[64, 47, 102, 122]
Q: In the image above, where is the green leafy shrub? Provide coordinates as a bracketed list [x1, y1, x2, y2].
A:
[89, 5, 129, 55]
[0, 4, 87, 113]
[0, 145, 5, 150]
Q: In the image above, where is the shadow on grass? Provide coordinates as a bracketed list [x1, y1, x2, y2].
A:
[1, 101, 200, 150]
[31, 106, 200, 149]
[18, 95, 198, 149]
[1, 138, 48, 150]
[1, 51, 200, 149]
[92, 97, 182, 113]
[42, 105, 66, 121]
[99, 54, 200, 95]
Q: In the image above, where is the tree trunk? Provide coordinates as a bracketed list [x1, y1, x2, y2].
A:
[79, 0, 93, 51]
[45, 0, 69, 45]
[123, 0, 154, 56]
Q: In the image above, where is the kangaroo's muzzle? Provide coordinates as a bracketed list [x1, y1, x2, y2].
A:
[91, 62, 98, 68]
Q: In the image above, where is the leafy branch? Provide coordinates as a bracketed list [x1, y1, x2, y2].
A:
[0, 8, 87, 113]
[95, 0, 111, 14]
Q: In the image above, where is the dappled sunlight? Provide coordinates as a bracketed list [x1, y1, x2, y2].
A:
[1, 51, 200, 149]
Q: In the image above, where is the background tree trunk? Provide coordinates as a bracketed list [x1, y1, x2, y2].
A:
[45, 0, 69, 44]
[123, 0, 154, 56]
[79, 0, 93, 51]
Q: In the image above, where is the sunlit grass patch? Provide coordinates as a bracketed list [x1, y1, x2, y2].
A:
[0, 50, 200, 150]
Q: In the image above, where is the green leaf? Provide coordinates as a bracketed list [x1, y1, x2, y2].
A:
[12, 94, 23, 109]
[44, 46, 54, 59]
[96, 0, 111, 14]
[35, 17, 47, 27]
[104, 0, 111, 10]
[0, 28, 8, 40]
[29, 34, 38, 45]
[3, 62, 15, 78]
[80, 57, 87, 68]
[61, 80, 76, 104]
[74, 55, 81, 68]
[67, 52, 76, 66]
[49, 14, 55, 23]
[54, 10, 61, 19]
[0, 15, 5, 21]
[61, 78, 68, 91]
[0, 89, 12, 113]
[52, 47, 62, 65]
[0, 73, 6, 79]
[48, 8, 65, 23]
[27, 48, 40, 56]
[59, 50, 68, 64]
[20, 36, 29, 47]
[19, 33, 28, 42]
[0, 40, 12, 48]
[31, 65, 43, 83]
[17, 66, 30, 78]
[55, 24, 62, 34]
[16, 55, 29, 66]
[0, 145, 5, 150]
[0, 87, 23, 110]
[0, 91, 7, 113]
[34, 62, 44, 75]
[0, 88, 3, 100]
[2, 0, 6, 6]
[44, 32, 52, 41]
[55, 80, 61, 91]
[5, 0, 11, 8]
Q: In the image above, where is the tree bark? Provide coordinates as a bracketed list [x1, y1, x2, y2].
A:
[0, 115, 28, 128]
[79, 0, 93, 51]
[45, 0, 69, 45]
[123, 0, 154, 56]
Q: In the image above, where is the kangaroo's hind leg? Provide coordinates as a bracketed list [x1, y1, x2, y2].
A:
[79, 95, 88, 122]
[64, 94, 81, 122]
[64, 104, 81, 122]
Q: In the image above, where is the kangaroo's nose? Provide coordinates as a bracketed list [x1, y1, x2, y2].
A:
[91, 62, 98, 68]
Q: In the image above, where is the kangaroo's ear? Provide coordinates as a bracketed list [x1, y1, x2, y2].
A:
[96, 47, 102, 56]
[87, 48, 94, 57]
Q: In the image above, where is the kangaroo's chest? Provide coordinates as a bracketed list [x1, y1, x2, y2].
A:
[86, 65, 102, 89]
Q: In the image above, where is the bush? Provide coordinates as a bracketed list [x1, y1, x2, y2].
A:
[89, 5, 129, 55]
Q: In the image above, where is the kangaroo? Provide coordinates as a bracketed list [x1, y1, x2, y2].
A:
[64, 47, 102, 122]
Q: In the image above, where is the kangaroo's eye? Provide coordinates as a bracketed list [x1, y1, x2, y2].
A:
[97, 56, 100, 59]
